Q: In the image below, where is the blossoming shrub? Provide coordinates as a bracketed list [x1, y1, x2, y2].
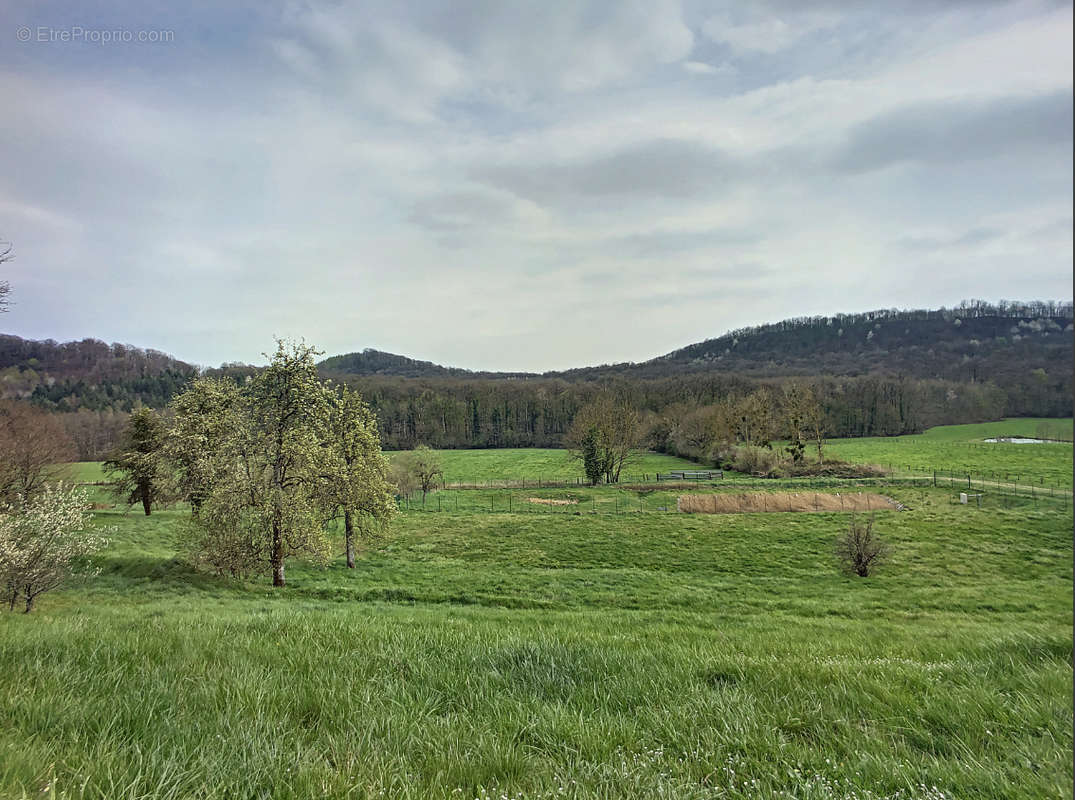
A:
[0, 483, 110, 613]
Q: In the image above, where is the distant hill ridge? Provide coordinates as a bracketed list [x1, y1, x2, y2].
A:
[318, 348, 532, 379]
[2, 300, 1071, 412]
[322, 300, 1073, 381]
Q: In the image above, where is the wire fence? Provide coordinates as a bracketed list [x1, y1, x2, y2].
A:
[438, 471, 720, 490]
[399, 471, 1073, 515]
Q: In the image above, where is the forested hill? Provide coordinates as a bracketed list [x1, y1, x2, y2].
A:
[0, 335, 197, 411]
[318, 348, 531, 379]
[321, 301, 1074, 386]
[643, 301, 1074, 378]
[2, 300, 1071, 457]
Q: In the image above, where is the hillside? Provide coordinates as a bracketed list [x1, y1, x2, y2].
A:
[0, 335, 197, 411]
[318, 348, 531, 380]
[2, 300, 1070, 455]
[643, 301, 1074, 380]
[320, 301, 1073, 385]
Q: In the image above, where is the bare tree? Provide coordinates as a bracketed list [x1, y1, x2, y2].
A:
[565, 394, 641, 484]
[0, 239, 12, 312]
[0, 402, 76, 505]
[397, 445, 443, 503]
[782, 382, 825, 463]
[835, 514, 889, 577]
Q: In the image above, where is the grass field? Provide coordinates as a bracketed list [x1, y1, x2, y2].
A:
[386, 448, 709, 484]
[824, 418, 1074, 490]
[6, 420, 1070, 799]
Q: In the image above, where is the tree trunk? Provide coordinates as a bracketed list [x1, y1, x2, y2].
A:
[141, 482, 152, 516]
[23, 593, 34, 614]
[271, 515, 286, 587]
[344, 510, 355, 569]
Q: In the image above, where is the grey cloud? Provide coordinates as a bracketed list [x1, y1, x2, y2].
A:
[832, 90, 1073, 173]
[474, 139, 739, 205]
[612, 228, 761, 257]
[0, 0, 1070, 371]
[894, 226, 1004, 252]
[408, 190, 520, 232]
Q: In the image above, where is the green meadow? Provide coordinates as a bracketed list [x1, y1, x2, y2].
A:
[386, 448, 709, 484]
[823, 418, 1074, 490]
[1, 421, 1071, 799]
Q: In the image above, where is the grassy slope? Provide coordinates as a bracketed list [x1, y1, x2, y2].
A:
[11, 421, 1068, 799]
[1, 492, 1070, 799]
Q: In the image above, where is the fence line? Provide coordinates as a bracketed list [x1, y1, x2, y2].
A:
[398, 472, 1072, 514]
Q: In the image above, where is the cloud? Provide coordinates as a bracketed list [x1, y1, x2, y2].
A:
[0, 0, 1070, 372]
[702, 7, 839, 54]
[474, 139, 740, 205]
[832, 90, 1074, 173]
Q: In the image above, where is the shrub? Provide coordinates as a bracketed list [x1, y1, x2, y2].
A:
[835, 513, 889, 577]
[0, 484, 110, 612]
[729, 445, 783, 476]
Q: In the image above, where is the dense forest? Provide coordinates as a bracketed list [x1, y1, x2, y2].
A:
[0, 336, 197, 411]
[1, 301, 1069, 458]
[342, 372, 1010, 450]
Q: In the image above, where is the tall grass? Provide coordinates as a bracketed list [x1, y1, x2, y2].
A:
[3, 423, 1070, 798]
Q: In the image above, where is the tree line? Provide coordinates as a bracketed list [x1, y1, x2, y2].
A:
[2, 303, 1070, 458]
[343, 372, 1011, 451]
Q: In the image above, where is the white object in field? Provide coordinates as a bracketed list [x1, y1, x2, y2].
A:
[959, 492, 968, 504]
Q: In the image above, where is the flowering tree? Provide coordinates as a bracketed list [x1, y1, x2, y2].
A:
[323, 386, 396, 568]
[170, 341, 396, 587]
[0, 484, 110, 613]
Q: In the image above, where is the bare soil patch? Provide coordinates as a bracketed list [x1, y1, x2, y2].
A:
[528, 497, 578, 506]
[677, 492, 899, 514]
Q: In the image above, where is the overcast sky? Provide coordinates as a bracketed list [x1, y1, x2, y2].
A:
[1, 1, 1071, 371]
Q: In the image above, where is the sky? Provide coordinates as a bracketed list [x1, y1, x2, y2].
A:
[0, 0, 1071, 372]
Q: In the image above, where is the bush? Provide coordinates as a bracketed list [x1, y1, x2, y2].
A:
[835, 514, 889, 577]
[780, 459, 887, 479]
[729, 445, 783, 476]
[0, 484, 110, 612]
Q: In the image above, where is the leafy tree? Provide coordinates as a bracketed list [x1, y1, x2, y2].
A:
[324, 386, 396, 568]
[183, 342, 335, 586]
[0, 483, 110, 613]
[0, 402, 74, 505]
[164, 378, 241, 511]
[170, 342, 396, 587]
[103, 407, 169, 515]
[578, 425, 609, 486]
